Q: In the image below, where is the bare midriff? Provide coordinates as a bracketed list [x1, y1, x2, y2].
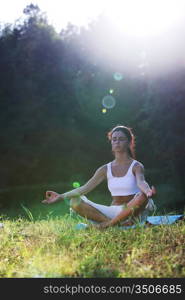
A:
[111, 194, 136, 205]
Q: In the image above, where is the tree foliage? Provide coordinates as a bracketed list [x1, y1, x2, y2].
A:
[0, 4, 184, 211]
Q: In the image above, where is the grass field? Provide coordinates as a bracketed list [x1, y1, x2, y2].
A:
[0, 201, 184, 278]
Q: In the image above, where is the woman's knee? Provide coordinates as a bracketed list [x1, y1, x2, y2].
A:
[128, 192, 148, 212]
[70, 197, 83, 209]
[134, 192, 147, 204]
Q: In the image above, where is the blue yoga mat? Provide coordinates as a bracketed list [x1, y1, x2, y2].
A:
[146, 215, 184, 225]
[75, 215, 184, 230]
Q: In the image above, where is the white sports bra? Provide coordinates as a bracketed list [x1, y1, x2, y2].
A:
[107, 160, 140, 196]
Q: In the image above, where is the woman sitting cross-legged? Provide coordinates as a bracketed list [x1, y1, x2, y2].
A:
[42, 125, 156, 229]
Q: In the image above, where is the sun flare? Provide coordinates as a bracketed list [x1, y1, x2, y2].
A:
[104, 0, 185, 37]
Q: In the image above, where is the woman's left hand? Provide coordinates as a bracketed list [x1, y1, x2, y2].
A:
[146, 186, 156, 198]
[146, 189, 153, 198]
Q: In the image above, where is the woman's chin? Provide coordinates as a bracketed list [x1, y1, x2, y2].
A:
[112, 148, 124, 153]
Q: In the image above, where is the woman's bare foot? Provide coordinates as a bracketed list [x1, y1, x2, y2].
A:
[120, 220, 134, 226]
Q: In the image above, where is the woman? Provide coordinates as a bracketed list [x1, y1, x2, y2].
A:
[42, 125, 156, 229]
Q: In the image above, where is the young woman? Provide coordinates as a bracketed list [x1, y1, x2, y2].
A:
[42, 125, 156, 229]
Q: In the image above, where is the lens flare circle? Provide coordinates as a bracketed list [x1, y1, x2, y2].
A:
[72, 182, 81, 188]
[64, 197, 70, 206]
[113, 72, 123, 81]
[102, 95, 116, 109]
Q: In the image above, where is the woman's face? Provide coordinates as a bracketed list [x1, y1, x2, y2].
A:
[111, 130, 129, 153]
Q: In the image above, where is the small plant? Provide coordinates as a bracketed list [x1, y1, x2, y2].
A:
[21, 204, 34, 222]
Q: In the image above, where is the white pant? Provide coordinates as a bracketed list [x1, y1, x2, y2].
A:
[79, 195, 156, 223]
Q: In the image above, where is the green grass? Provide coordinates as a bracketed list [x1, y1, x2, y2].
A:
[0, 184, 184, 278]
[0, 205, 184, 278]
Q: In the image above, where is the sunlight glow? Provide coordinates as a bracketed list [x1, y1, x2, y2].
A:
[105, 0, 185, 37]
[1, 0, 184, 38]
[39, 0, 107, 30]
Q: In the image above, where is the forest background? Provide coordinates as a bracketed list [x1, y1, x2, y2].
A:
[0, 4, 184, 216]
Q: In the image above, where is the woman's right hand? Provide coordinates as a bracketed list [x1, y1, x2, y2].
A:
[42, 191, 62, 204]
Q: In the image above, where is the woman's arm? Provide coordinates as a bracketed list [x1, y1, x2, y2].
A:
[61, 165, 106, 199]
[134, 163, 153, 197]
[42, 165, 107, 204]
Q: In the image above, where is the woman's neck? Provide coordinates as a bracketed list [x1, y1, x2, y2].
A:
[113, 152, 132, 164]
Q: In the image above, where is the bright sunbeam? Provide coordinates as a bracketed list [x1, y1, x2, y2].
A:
[105, 0, 185, 37]
[1, 0, 185, 37]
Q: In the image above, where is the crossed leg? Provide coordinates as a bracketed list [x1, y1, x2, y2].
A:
[70, 192, 148, 225]
[110, 192, 148, 226]
[70, 197, 110, 222]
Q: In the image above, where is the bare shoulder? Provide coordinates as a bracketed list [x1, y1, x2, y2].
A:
[95, 164, 107, 177]
[132, 160, 145, 175]
[88, 164, 107, 185]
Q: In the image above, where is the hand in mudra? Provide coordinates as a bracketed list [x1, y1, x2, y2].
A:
[42, 191, 61, 204]
[146, 186, 157, 198]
